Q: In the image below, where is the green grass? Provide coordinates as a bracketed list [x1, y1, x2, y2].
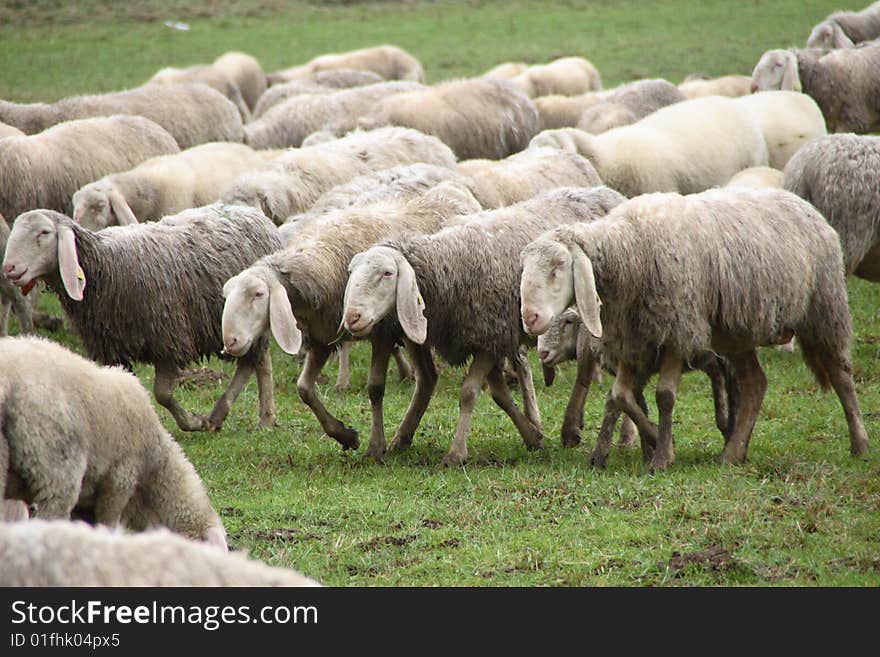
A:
[4, 0, 880, 586]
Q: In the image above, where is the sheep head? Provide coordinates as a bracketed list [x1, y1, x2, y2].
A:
[72, 181, 138, 231]
[751, 49, 802, 92]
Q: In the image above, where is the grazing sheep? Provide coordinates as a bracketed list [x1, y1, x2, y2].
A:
[510, 57, 603, 97]
[0, 115, 180, 222]
[0, 215, 32, 336]
[520, 188, 869, 471]
[0, 82, 244, 149]
[342, 186, 626, 465]
[72, 142, 282, 230]
[269, 44, 425, 84]
[534, 92, 603, 130]
[221, 183, 481, 453]
[0, 120, 23, 138]
[483, 61, 530, 79]
[213, 51, 268, 112]
[807, 2, 880, 48]
[751, 44, 880, 133]
[149, 65, 251, 122]
[3, 204, 282, 433]
[224, 127, 458, 225]
[783, 134, 880, 280]
[677, 74, 753, 99]
[458, 146, 601, 208]
[254, 69, 384, 118]
[576, 78, 685, 134]
[529, 96, 768, 197]
[0, 520, 321, 586]
[726, 166, 784, 188]
[357, 77, 539, 160]
[244, 81, 423, 149]
[0, 336, 227, 546]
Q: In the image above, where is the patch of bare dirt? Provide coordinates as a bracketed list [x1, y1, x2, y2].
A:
[250, 527, 320, 543]
[358, 534, 418, 551]
[664, 545, 734, 574]
[176, 367, 228, 389]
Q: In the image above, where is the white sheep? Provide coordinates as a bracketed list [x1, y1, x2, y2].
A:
[212, 51, 268, 112]
[725, 166, 784, 189]
[268, 44, 425, 84]
[510, 57, 603, 97]
[677, 74, 753, 99]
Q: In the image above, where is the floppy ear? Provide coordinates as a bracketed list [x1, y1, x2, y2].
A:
[267, 277, 302, 354]
[570, 245, 602, 338]
[107, 188, 139, 226]
[780, 54, 801, 92]
[57, 223, 85, 301]
[394, 252, 427, 344]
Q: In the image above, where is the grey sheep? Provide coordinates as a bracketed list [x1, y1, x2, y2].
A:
[0, 520, 321, 586]
[0, 336, 227, 547]
[356, 77, 540, 160]
[457, 146, 601, 208]
[0, 82, 244, 149]
[244, 81, 423, 149]
[0, 114, 180, 222]
[807, 1, 880, 48]
[212, 51, 268, 112]
[783, 134, 880, 280]
[751, 44, 880, 133]
[221, 183, 481, 454]
[342, 186, 626, 465]
[2, 204, 282, 433]
[520, 187, 869, 471]
[268, 44, 425, 85]
[148, 65, 252, 122]
[253, 69, 384, 119]
[576, 78, 686, 134]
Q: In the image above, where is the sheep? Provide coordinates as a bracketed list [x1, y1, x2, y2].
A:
[457, 146, 601, 208]
[520, 187, 869, 471]
[342, 186, 626, 465]
[243, 81, 423, 149]
[212, 51, 268, 112]
[576, 78, 685, 134]
[807, 2, 880, 48]
[223, 127, 458, 225]
[0, 520, 321, 586]
[510, 57, 603, 97]
[726, 166, 784, 189]
[534, 93, 603, 130]
[750, 44, 880, 134]
[268, 44, 425, 85]
[356, 77, 540, 160]
[72, 142, 282, 231]
[529, 96, 768, 197]
[254, 69, 385, 119]
[148, 65, 252, 122]
[677, 74, 753, 99]
[0, 115, 180, 222]
[221, 183, 482, 454]
[0, 120, 23, 138]
[0, 335, 228, 546]
[2, 204, 282, 433]
[0, 215, 32, 336]
[483, 61, 530, 79]
[783, 134, 880, 281]
[0, 82, 244, 149]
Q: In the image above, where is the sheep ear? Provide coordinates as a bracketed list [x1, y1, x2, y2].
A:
[267, 277, 301, 354]
[781, 55, 801, 92]
[394, 253, 427, 344]
[57, 223, 85, 301]
[205, 526, 228, 551]
[108, 188, 138, 226]
[570, 246, 602, 338]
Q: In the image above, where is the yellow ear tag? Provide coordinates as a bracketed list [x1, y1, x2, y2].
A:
[417, 294, 424, 308]
[76, 266, 86, 282]
[595, 292, 602, 307]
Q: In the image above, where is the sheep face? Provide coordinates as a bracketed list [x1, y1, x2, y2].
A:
[520, 239, 575, 335]
[751, 50, 801, 92]
[72, 185, 113, 231]
[806, 21, 854, 49]
[3, 211, 63, 294]
[222, 267, 302, 356]
[537, 307, 580, 367]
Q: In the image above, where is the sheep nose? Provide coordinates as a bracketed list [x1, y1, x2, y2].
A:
[3, 263, 14, 276]
[224, 336, 239, 351]
[539, 350, 550, 361]
[524, 311, 539, 330]
[345, 311, 361, 328]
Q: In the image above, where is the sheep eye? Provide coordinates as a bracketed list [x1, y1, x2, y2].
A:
[382, 270, 394, 278]
[254, 291, 265, 299]
[564, 318, 574, 325]
[38, 229, 51, 237]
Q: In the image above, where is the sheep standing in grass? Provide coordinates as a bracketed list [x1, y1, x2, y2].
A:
[212, 51, 268, 112]
[3, 205, 282, 433]
[510, 57, 602, 97]
[576, 79, 685, 134]
[751, 44, 880, 134]
[72, 142, 282, 230]
[520, 188, 869, 471]
[221, 184, 481, 453]
[0, 83, 244, 149]
[0, 336, 227, 546]
[268, 44, 425, 85]
[253, 69, 384, 119]
[807, 2, 880, 48]
[342, 186, 625, 465]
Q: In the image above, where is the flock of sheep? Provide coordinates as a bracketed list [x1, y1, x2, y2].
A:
[1, 1, 880, 586]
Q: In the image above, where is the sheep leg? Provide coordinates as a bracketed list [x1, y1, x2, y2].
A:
[561, 349, 599, 447]
[255, 344, 277, 428]
[388, 342, 438, 452]
[364, 337, 394, 462]
[297, 344, 359, 450]
[154, 363, 207, 432]
[610, 365, 660, 456]
[592, 389, 623, 467]
[618, 416, 638, 447]
[701, 356, 730, 437]
[205, 358, 258, 431]
[393, 345, 414, 382]
[719, 350, 766, 465]
[514, 347, 542, 433]
[93, 471, 136, 528]
[486, 365, 545, 451]
[650, 353, 684, 473]
[825, 358, 870, 457]
[442, 351, 496, 467]
[335, 342, 352, 391]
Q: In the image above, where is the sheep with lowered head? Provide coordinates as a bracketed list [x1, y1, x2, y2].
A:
[268, 44, 425, 85]
[253, 69, 385, 119]
[0, 520, 322, 586]
[510, 57, 602, 97]
[0, 335, 228, 547]
[677, 74, 753, 99]
[807, 1, 880, 48]
[342, 186, 626, 465]
[534, 92, 603, 130]
[576, 78, 685, 134]
[212, 51, 268, 112]
[520, 187, 869, 472]
[3, 204, 282, 433]
[148, 65, 252, 122]
[751, 44, 880, 134]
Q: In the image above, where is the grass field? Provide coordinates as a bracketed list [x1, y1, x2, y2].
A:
[2, 0, 879, 587]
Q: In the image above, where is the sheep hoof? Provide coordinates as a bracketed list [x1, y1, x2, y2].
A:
[718, 450, 746, 466]
[525, 436, 545, 451]
[331, 426, 359, 450]
[388, 434, 414, 452]
[335, 383, 350, 393]
[561, 428, 581, 447]
[851, 440, 869, 457]
[441, 452, 467, 467]
[648, 455, 672, 474]
[364, 446, 386, 463]
[258, 415, 277, 429]
[590, 450, 609, 469]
